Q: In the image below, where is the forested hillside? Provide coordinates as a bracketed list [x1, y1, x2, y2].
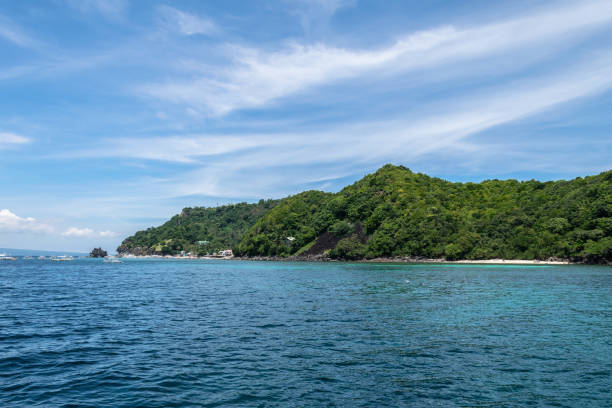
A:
[117, 200, 278, 255]
[236, 165, 611, 263]
[118, 165, 611, 263]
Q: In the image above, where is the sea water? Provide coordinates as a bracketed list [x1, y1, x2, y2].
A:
[1, 259, 610, 407]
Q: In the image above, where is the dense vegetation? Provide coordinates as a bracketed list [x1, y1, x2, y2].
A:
[236, 165, 611, 263]
[119, 165, 611, 263]
[117, 200, 278, 255]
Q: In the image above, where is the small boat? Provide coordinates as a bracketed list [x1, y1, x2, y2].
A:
[0, 253, 17, 261]
[37, 256, 47, 260]
[51, 255, 74, 261]
[103, 258, 122, 263]
[23, 256, 33, 260]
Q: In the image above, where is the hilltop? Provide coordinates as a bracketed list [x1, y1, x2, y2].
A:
[118, 165, 612, 263]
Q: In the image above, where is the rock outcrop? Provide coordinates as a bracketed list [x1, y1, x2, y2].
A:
[90, 247, 108, 258]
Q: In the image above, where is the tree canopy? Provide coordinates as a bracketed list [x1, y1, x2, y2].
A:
[236, 165, 611, 263]
[119, 165, 612, 263]
[117, 200, 278, 256]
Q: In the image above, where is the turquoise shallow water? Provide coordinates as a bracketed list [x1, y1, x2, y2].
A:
[1, 259, 611, 407]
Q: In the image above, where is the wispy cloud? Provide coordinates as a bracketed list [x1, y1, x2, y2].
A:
[0, 14, 36, 47]
[0, 209, 117, 238]
[65, 0, 128, 19]
[286, 0, 355, 32]
[62, 227, 117, 238]
[141, 0, 612, 116]
[0, 209, 53, 234]
[0, 132, 30, 150]
[67, 134, 275, 163]
[157, 5, 218, 36]
[82, 52, 612, 197]
[0, 40, 139, 83]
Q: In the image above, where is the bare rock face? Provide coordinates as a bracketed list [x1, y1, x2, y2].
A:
[90, 247, 108, 258]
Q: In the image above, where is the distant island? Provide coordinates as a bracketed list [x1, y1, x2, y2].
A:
[117, 165, 611, 264]
[89, 247, 108, 258]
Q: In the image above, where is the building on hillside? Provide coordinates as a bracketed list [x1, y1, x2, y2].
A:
[219, 249, 233, 257]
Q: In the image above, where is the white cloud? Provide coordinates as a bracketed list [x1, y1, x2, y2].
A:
[0, 209, 53, 233]
[62, 227, 95, 237]
[0, 210, 118, 241]
[158, 5, 217, 36]
[142, 0, 612, 116]
[61, 48, 612, 197]
[62, 227, 117, 238]
[104, 52, 612, 164]
[0, 132, 29, 150]
[137, 53, 612, 197]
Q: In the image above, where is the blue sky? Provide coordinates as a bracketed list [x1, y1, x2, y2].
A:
[0, 0, 611, 252]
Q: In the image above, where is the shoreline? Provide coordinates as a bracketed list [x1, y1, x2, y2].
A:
[117, 254, 590, 265]
[112, 254, 609, 265]
[235, 256, 575, 265]
[363, 258, 571, 265]
[364, 257, 572, 265]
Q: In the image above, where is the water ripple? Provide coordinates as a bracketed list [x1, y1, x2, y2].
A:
[0, 259, 611, 407]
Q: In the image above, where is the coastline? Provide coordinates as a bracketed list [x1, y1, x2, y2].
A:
[117, 253, 587, 265]
[363, 258, 571, 265]
[234, 255, 575, 265]
[115, 252, 612, 265]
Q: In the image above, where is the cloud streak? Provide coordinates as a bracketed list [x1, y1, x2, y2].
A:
[0, 132, 30, 150]
[157, 5, 218, 36]
[66, 134, 276, 163]
[142, 0, 612, 115]
[287, 0, 355, 33]
[0, 14, 36, 47]
[75, 51, 612, 197]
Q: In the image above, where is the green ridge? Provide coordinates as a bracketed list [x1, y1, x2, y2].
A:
[119, 165, 612, 263]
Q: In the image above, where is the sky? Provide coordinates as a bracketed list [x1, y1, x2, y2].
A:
[0, 0, 611, 253]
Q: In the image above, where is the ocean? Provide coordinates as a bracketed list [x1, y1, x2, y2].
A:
[1, 259, 610, 407]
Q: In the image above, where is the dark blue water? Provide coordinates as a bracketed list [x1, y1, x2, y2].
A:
[1, 259, 611, 407]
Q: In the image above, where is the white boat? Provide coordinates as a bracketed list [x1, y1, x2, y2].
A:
[51, 255, 74, 261]
[0, 253, 17, 261]
[103, 258, 122, 263]
[37, 256, 46, 260]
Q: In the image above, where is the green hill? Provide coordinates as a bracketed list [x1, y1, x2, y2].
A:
[119, 165, 612, 263]
[237, 165, 611, 263]
[117, 200, 278, 255]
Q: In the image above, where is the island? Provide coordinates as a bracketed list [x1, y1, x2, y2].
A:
[117, 165, 611, 264]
